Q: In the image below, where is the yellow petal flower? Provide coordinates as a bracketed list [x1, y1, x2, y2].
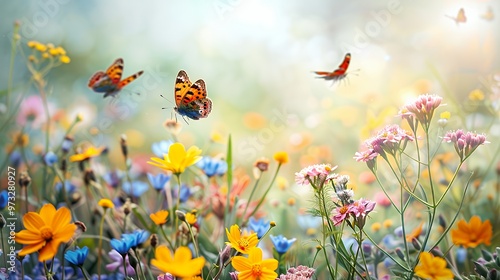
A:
[185, 213, 196, 225]
[69, 146, 104, 162]
[15, 204, 77, 262]
[225, 224, 259, 254]
[232, 247, 278, 280]
[151, 245, 205, 278]
[150, 210, 169, 226]
[60, 55, 71, 64]
[273, 151, 289, 164]
[414, 252, 454, 280]
[147, 143, 202, 175]
[98, 198, 114, 209]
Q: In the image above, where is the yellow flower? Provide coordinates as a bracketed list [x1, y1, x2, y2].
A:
[150, 210, 169, 226]
[414, 252, 454, 280]
[69, 146, 104, 162]
[277, 176, 288, 190]
[383, 219, 393, 229]
[225, 224, 259, 254]
[148, 143, 202, 175]
[185, 212, 197, 225]
[273, 151, 289, 164]
[98, 198, 114, 209]
[42, 52, 50, 59]
[468, 89, 485, 101]
[15, 204, 77, 262]
[49, 48, 59, 56]
[60, 55, 71, 64]
[371, 222, 381, 232]
[27, 41, 37, 48]
[440, 111, 451, 120]
[35, 43, 47, 52]
[151, 245, 205, 278]
[210, 131, 224, 143]
[232, 247, 278, 280]
[55, 46, 66, 55]
[451, 216, 492, 248]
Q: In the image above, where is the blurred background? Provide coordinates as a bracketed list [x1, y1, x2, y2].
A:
[1, 0, 499, 232]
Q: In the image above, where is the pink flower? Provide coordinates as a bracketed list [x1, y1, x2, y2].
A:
[295, 164, 338, 189]
[332, 205, 350, 226]
[350, 198, 376, 218]
[354, 149, 379, 163]
[443, 129, 488, 160]
[402, 94, 443, 126]
[17, 95, 48, 128]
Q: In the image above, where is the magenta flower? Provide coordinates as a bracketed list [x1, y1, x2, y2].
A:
[401, 94, 443, 128]
[443, 129, 488, 160]
[105, 249, 135, 276]
[278, 265, 316, 279]
[350, 198, 376, 218]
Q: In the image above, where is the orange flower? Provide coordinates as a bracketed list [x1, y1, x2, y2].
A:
[69, 145, 104, 162]
[414, 252, 454, 280]
[232, 247, 278, 280]
[151, 245, 205, 278]
[15, 204, 77, 261]
[273, 151, 289, 164]
[451, 216, 492, 248]
[98, 198, 114, 209]
[226, 224, 259, 254]
[150, 210, 169, 226]
[406, 222, 423, 242]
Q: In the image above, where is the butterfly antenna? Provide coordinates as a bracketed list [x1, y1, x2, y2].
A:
[160, 94, 175, 106]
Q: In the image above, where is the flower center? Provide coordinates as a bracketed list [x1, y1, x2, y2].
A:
[238, 238, 250, 251]
[40, 226, 53, 241]
[251, 263, 262, 276]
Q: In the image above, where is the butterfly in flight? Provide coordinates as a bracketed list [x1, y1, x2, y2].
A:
[88, 58, 144, 98]
[446, 8, 467, 25]
[171, 70, 212, 122]
[481, 6, 494, 21]
[313, 53, 351, 83]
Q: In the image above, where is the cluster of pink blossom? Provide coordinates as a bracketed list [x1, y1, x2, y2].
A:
[354, 124, 414, 168]
[277, 265, 316, 280]
[443, 129, 488, 160]
[399, 94, 443, 128]
[331, 198, 376, 228]
[294, 164, 338, 188]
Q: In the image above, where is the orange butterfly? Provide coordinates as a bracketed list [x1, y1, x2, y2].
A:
[88, 58, 144, 98]
[447, 8, 467, 25]
[481, 6, 494, 21]
[313, 53, 351, 83]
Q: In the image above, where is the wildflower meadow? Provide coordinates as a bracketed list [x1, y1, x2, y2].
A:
[1, 1, 499, 279]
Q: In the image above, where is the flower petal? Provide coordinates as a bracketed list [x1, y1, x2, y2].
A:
[15, 230, 43, 245]
[22, 212, 44, 234]
[39, 204, 56, 225]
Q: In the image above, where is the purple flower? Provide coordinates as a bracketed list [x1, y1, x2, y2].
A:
[157, 273, 174, 280]
[401, 94, 443, 127]
[106, 249, 135, 276]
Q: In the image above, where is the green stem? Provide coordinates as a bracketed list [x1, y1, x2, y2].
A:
[97, 208, 107, 280]
[7, 22, 20, 112]
[247, 164, 281, 219]
[80, 266, 90, 280]
[134, 248, 146, 279]
[0, 229, 6, 268]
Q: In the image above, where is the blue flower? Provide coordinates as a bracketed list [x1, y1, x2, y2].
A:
[103, 170, 124, 189]
[248, 217, 270, 239]
[197, 156, 228, 177]
[65, 246, 89, 266]
[122, 229, 150, 248]
[122, 181, 149, 197]
[9, 151, 21, 168]
[270, 234, 296, 254]
[61, 136, 74, 153]
[55, 180, 76, 193]
[456, 247, 467, 264]
[152, 140, 173, 157]
[44, 151, 58, 166]
[176, 184, 193, 203]
[110, 237, 134, 255]
[147, 173, 171, 191]
[0, 191, 8, 210]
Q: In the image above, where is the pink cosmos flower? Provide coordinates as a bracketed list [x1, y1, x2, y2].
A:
[294, 164, 338, 189]
[402, 94, 443, 126]
[332, 205, 350, 226]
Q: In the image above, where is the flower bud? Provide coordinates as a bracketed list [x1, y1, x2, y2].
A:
[120, 134, 128, 158]
[19, 171, 31, 188]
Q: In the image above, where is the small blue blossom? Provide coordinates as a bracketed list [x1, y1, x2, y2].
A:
[456, 247, 467, 264]
[44, 151, 58, 166]
[9, 151, 22, 168]
[110, 237, 134, 255]
[122, 181, 149, 197]
[270, 234, 296, 254]
[147, 173, 171, 191]
[152, 140, 174, 157]
[0, 191, 8, 210]
[122, 229, 150, 248]
[197, 156, 228, 177]
[65, 246, 89, 266]
[55, 180, 76, 193]
[103, 170, 124, 189]
[61, 136, 74, 153]
[248, 217, 270, 239]
[176, 184, 193, 203]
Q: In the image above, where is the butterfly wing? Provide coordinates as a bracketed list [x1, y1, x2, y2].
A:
[174, 72, 211, 120]
[106, 58, 124, 84]
[117, 70, 144, 89]
[314, 53, 351, 81]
